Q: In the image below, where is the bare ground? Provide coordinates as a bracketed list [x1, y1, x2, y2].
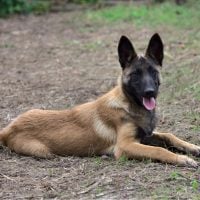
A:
[0, 10, 200, 199]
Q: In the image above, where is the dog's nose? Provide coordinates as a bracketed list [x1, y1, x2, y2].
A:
[144, 88, 155, 97]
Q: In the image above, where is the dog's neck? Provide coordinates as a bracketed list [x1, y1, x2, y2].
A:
[109, 81, 157, 136]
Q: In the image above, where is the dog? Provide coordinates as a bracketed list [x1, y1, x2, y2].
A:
[0, 33, 199, 167]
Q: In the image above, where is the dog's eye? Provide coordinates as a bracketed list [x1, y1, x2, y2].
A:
[130, 69, 142, 76]
[149, 67, 158, 77]
[152, 70, 158, 77]
[131, 72, 137, 76]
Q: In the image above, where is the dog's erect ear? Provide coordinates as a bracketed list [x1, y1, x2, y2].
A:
[118, 36, 137, 69]
[145, 33, 164, 66]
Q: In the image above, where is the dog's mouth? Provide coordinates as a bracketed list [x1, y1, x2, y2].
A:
[142, 97, 156, 111]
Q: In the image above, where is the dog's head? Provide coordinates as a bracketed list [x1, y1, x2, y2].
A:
[118, 33, 164, 111]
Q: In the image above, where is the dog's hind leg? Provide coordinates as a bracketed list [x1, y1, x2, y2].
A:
[152, 132, 200, 157]
[9, 138, 52, 158]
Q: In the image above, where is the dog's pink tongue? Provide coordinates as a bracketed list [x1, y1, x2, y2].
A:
[143, 97, 156, 110]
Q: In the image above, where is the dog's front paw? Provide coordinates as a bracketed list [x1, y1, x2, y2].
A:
[187, 144, 200, 157]
[191, 144, 200, 157]
[177, 155, 198, 168]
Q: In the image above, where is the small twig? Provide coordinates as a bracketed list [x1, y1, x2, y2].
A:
[96, 187, 136, 198]
[0, 173, 17, 182]
[78, 180, 100, 195]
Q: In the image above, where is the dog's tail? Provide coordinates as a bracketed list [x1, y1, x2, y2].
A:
[0, 127, 10, 146]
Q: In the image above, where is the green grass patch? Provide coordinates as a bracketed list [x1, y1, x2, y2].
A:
[187, 111, 200, 132]
[87, 1, 200, 28]
[0, 43, 15, 48]
[72, 0, 99, 4]
[152, 170, 200, 199]
[191, 179, 199, 191]
[93, 157, 102, 165]
[118, 155, 129, 164]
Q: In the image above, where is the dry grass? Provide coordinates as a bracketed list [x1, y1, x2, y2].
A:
[0, 8, 200, 199]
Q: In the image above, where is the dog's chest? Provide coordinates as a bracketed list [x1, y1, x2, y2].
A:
[93, 117, 117, 143]
[128, 108, 157, 137]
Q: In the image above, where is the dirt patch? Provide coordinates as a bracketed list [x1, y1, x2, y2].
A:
[0, 11, 200, 199]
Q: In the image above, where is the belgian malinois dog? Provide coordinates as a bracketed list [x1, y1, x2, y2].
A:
[0, 33, 199, 167]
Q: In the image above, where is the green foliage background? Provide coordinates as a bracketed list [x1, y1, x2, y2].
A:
[0, 0, 50, 17]
[0, 0, 199, 19]
[0, 0, 101, 17]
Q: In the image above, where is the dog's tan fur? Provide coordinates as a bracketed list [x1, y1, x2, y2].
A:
[0, 34, 200, 167]
[0, 81, 199, 167]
